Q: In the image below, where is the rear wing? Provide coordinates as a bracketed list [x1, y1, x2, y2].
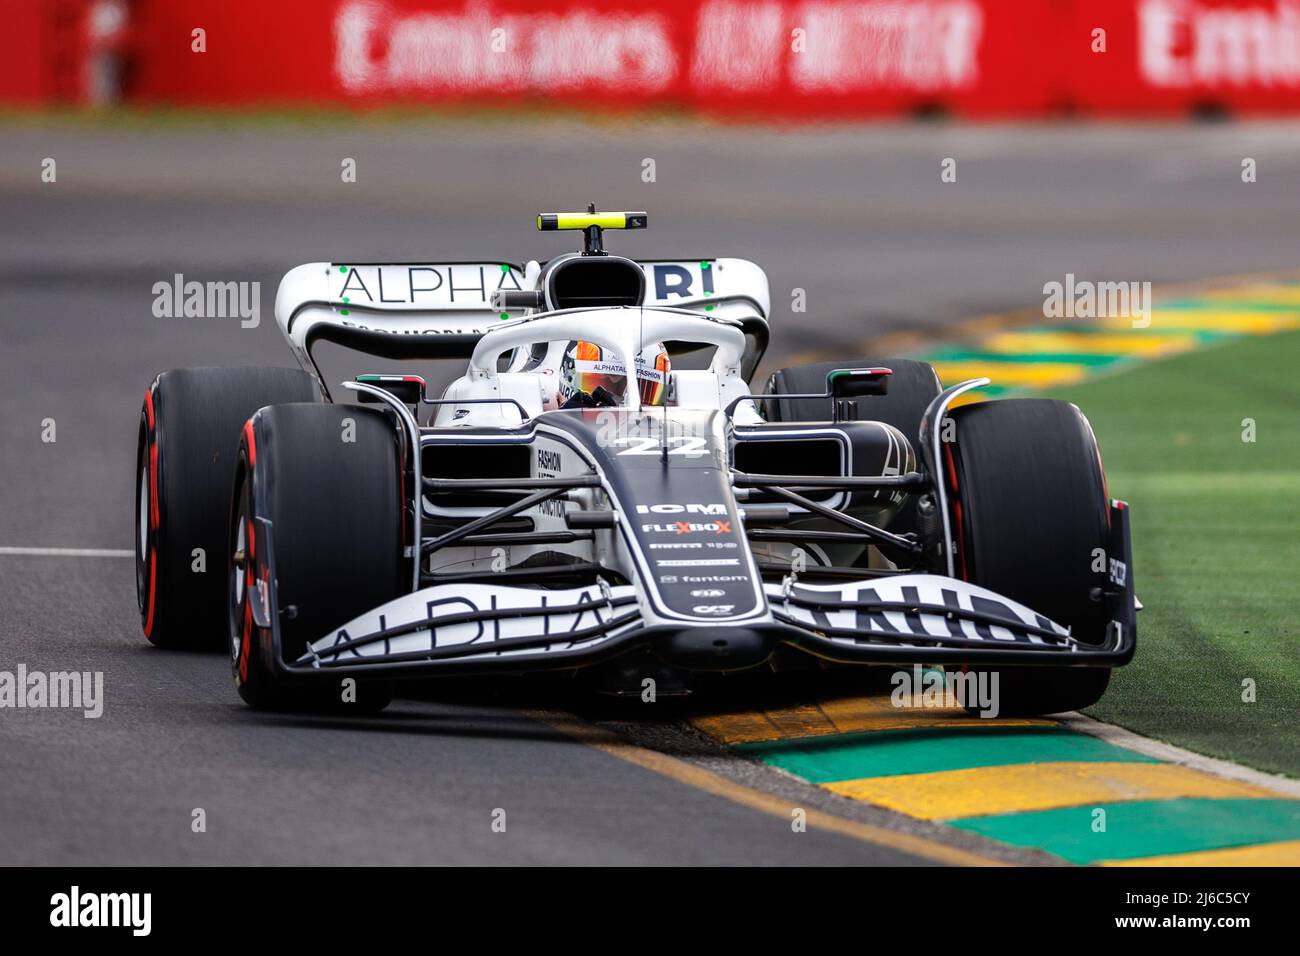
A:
[274, 258, 770, 397]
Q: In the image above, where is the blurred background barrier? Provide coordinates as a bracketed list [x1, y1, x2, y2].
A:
[7, 0, 1300, 118]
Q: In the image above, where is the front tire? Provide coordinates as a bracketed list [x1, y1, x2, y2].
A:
[230, 403, 403, 712]
[136, 367, 318, 649]
[946, 398, 1113, 715]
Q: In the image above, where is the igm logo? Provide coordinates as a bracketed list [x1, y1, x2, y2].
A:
[890, 665, 1000, 718]
[635, 504, 727, 515]
[50, 887, 151, 936]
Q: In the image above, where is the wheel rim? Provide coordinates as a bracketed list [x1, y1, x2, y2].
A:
[137, 454, 149, 558]
[229, 466, 250, 663]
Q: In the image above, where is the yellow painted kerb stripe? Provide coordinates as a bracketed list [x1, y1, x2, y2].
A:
[1201, 284, 1300, 304]
[983, 332, 1197, 356]
[692, 694, 1049, 745]
[1100, 311, 1300, 333]
[527, 709, 1005, 866]
[823, 761, 1278, 821]
[930, 361, 1090, 388]
[1104, 838, 1300, 867]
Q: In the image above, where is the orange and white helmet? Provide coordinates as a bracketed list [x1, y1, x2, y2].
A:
[559, 340, 670, 406]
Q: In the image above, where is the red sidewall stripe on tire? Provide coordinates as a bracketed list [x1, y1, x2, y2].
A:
[149, 442, 160, 532]
[237, 419, 258, 683]
[240, 590, 253, 683]
[144, 552, 157, 637]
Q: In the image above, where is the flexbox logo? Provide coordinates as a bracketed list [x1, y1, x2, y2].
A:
[50, 886, 151, 936]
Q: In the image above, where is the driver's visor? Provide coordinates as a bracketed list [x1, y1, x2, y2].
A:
[639, 352, 669, 405]
[573, 359, 667, 405]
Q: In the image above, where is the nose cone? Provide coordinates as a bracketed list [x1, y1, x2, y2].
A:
[658, 626, 773, 671]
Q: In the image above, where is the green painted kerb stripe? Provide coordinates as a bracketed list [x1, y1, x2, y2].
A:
[736, 727, 1157, 783]
[952, 798, 1300, 865]
[1161, 299, 1300, 312]
[926, 348, 1128, 367]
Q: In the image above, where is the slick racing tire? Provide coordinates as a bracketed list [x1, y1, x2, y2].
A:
[763, 357, 941, 535]
[230, 403, 402, 712]
[136, 367, 318, 650]
[945, 399, 1112, 716]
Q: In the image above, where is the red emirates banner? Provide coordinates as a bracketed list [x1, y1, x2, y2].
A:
[7, 0, 1300, 117]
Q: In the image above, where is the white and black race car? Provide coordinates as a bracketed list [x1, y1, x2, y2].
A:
[134, 209, 1135, 714]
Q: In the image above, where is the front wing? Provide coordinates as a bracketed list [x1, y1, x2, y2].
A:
[251, 501, 1136, 682]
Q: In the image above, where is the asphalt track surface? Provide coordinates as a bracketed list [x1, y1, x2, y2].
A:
[3, 118, 1300, 864]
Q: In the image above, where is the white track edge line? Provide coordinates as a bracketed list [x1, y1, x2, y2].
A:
[0, 547, 134, 557]
[1060, 711, 1300, 798]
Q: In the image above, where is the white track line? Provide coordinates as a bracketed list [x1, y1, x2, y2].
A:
[1061, 711, 1300, 798]
[0, 547, 133, 558]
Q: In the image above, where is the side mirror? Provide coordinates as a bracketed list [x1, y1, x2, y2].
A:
[826, 367, 891, 422]
[354, 373, 426, 406]
[827, 367, 892, 398]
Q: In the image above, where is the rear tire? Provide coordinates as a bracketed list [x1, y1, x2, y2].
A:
[946, 398, 1113, 715]
[136, 367, 318, 649]
[230, 403, 403, 712]
[763, 357, 940, 443]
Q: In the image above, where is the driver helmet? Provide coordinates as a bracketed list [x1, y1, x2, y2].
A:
[559, 340, 670, 406]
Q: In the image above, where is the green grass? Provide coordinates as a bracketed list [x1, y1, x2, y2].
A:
[1044, 331, 1300, 777]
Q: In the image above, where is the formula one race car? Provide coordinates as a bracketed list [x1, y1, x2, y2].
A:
[134, 209, 1135, 715]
